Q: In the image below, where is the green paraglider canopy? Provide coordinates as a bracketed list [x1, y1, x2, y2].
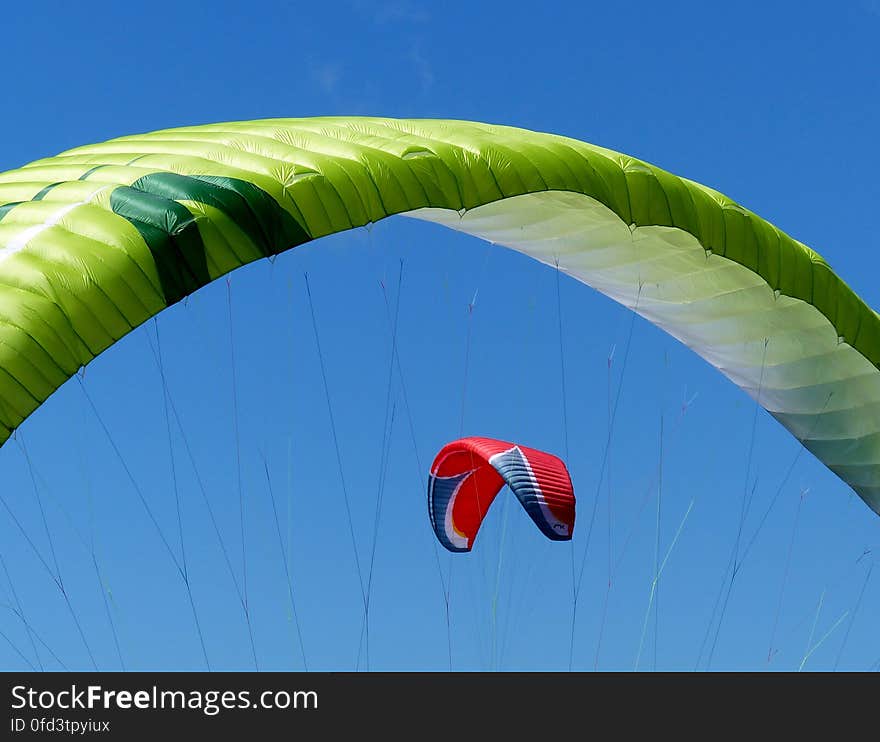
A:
[0, 117, 878, 511]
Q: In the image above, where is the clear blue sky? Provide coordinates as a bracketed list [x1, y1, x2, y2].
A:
[1, 0, 879, 671]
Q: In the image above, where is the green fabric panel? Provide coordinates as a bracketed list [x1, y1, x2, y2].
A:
[77, 165, 109, 181]
[110, 186, 212, 305]
[32, 182, 63, 201]
[0, 203, 22, 222]
[155, 174, 309, 256]
[109, 173, 310, 304]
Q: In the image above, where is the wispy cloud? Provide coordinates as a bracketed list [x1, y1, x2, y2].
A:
[861, 0, 880, 17]
[309, 62, 343, 96]
[409, 43, 434, 95]
[352, 0, 429, 26]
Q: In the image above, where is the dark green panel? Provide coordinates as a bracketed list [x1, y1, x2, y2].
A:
[110, 173, 311, 305]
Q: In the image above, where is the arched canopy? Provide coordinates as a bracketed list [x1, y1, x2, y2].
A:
[428, 437, 575, 552]
[0, 117, 878, 512]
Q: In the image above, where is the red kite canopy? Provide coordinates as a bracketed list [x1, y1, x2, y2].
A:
[427, 437, 575, 552]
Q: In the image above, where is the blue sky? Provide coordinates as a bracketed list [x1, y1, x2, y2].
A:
[1, 0, 879, 671]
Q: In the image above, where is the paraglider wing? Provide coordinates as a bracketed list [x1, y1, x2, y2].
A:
[428, 437, 575, 552]
[1, 117, 879, 514]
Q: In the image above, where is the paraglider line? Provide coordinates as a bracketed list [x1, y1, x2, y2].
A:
[0, 596, 68, 671]
[304, 272, 368, 620]
[379, 276, 453, 671]
[16, 435, 63, 590]
[91, 552, 126, 672]
[260, 454, 309, 671]
[77, 376, 183, 576]
[0, 624, 35, 671]
[144, 335, 246, 607]
[0, 551, 43, 670]
[834, 561, 872, 671]
[154, 319, 211, 671]
[798, 608, 849, 672]
[653, 414, 663, 671]
[0, 481, 97, 669]
[635, 498, 694, 670]
[767, 488, 807, 664]
[226, 279, 259, 671]
[704, 338, 769, 669]
[362, 261, 405, 671]
[570, 284, 642, 670]
[739, 392, 834, 566]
